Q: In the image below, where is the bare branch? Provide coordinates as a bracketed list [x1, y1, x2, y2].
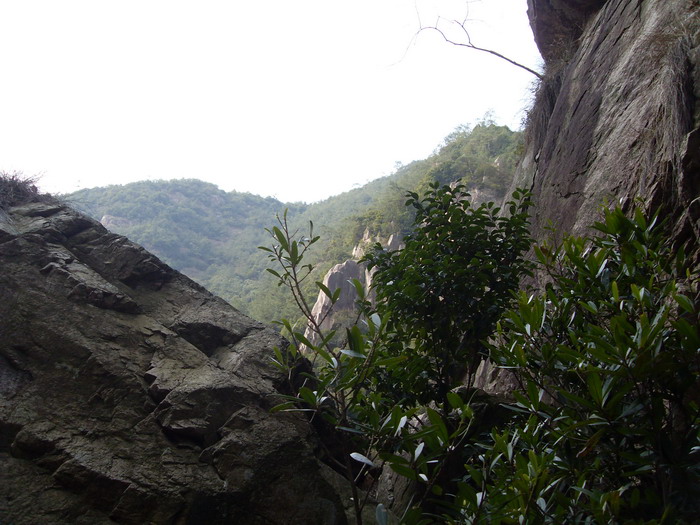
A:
[418, 17, 544, 80]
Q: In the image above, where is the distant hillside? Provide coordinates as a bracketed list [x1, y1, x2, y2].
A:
[67, 121, 523, 324]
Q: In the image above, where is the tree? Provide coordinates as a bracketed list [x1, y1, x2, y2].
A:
[261, 185, 534, 524]
[462, 205, 700, 523]
[364, 182, 533, 406]
[264, 190, 700, 523]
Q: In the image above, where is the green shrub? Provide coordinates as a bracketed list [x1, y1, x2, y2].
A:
[262, 186, 533, 524]
[364, 182, 532, 406]
[262, 194, 699, 524]
[468, 205, 700, 524]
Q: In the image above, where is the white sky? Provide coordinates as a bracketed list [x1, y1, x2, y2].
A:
[0, 0, 541, 203]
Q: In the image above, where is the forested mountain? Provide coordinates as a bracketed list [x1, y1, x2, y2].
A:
[66, 121, 522, 323]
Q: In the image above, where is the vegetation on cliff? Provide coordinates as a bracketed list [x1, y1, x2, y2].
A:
[265, 186, 700, 524]
[0, 172, 56, 209]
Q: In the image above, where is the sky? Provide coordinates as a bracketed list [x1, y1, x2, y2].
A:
[0, 0, 542, 203]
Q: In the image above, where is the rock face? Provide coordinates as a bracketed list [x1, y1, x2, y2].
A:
[517, 0, 700, 260]
[0, 200, 351, 524]
[473, 0, 700, 395]
[303, 232, 403, 350]
[526, 0, 607, 62]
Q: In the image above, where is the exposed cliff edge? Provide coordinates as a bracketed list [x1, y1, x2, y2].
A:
[0, 192, 352, 524]
[519, 0, 699, 257]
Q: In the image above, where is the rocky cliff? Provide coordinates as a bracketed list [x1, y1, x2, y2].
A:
[474, 0, 700, 392]
[519, 0, 699, 256]
[302, 231, 403, 352]
[0, 189, 353, 524]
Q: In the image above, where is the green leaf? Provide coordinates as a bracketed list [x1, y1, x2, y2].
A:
[389, 462, 417, 480]
[675, 293, 695, 314]
[674, 318, 700, 346]
[272, 226, 289, 250]
[347, 325, 365, 353]
[350, 452, 375, 467]
[413, 441, 425, 461]
[587, 372, 603, 406]
[269, 401, 296, 413]
[290, 240, 299, 263]
[349, 278, 366, 300]
[293, 332, 315, 349]
[576, 428, 605, 458]
[298, 386, 317, 407]
[316, 281, 334, 301]
[340, 348, 366, 359]
[426, 407, 449, 442]
[374, 356, 407, 368]
[446, 391, 464, 410]
[337, 426, 365, 435]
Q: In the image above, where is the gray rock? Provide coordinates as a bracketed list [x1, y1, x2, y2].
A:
[0, 201, 351, 524]
[518, 0, 700, 262]
[527, 0, 607, 62]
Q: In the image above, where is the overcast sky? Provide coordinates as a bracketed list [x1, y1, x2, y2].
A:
[1, 0, 541, 203]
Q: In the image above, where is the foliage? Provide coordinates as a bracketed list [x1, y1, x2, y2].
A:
[427, 121, 521, 194]
[264, 195, 700, 524]
[262, 185, 534, 524]
[472, 205, 700, 524]
[348, 121, 523, 248]
[365, 182, 533, 406]
[261, 210, 392, 523]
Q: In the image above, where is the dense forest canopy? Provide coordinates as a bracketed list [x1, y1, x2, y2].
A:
[67, 120, 522, 323]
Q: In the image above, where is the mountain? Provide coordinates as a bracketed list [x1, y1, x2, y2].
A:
[66, 122, 523, 324]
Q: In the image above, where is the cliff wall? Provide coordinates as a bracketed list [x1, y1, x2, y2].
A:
[518, 0, 699, 256]
[473, 0, 700, 392]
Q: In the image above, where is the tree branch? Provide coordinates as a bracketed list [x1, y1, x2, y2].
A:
[419, 18, 544, 80]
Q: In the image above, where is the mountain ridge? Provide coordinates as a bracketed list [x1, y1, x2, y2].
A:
[66, 122, 522, 323]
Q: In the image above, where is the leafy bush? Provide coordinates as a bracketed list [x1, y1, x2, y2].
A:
[473, 206, 700, 524]
[263, 189, 699, 524]
[262, 185, 533, 523]
[365, 182, 532, 406]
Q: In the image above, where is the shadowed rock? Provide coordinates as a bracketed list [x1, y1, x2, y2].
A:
[0, 199, 351, 524]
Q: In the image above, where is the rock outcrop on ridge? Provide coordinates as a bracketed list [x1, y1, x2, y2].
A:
[0, 193, 351, 524]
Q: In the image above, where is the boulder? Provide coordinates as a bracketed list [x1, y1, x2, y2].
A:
[0, 200, 352, 524]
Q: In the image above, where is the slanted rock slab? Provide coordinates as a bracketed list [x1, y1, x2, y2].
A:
[0, 200, 350, 524]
